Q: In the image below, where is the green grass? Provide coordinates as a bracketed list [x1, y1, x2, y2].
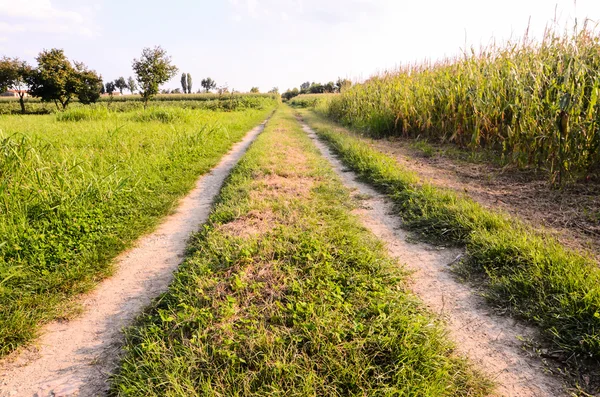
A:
[0, 105, 275, 357]
[297, 108, 600, 362]
[128, 107, 192, 123]
[288, 94, 337, 109]
[0, 92, 278, 104]
[324, 25, 600, 184]
[0, 94, 280, 115]
[110, 106, 490, 396]
[55, 106, 111, 122]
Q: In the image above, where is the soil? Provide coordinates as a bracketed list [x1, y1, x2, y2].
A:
[301, 122, 568, 397]
[370, 137, 600, 262]
[0, 120, 269, 397]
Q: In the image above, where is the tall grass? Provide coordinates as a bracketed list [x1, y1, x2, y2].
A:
[327, 24, 600, 184]
[0, 106, 275, 357]
[55, 106, 111, 122]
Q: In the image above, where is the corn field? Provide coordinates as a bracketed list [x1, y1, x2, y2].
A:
[327, 24, 600, 184]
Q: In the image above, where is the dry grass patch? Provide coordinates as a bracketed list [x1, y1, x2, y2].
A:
[218, 209, 277, 239]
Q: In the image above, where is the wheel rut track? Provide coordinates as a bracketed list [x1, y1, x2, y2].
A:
[0, 119, 270, 397]
[300, 121, 566, 397]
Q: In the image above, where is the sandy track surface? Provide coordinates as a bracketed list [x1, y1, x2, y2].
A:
[0, 120, 268, 397]
[301, 122, 566, 397]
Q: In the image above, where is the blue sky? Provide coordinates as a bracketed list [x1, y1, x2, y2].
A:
[1, 0, 599, 92]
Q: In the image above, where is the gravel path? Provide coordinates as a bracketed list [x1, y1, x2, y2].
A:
[301, 121, 566, 397]
[0, 120, 268, 397]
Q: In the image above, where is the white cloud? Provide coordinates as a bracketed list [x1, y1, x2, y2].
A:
[0, 0, 83, 23]
[227, 0, 385, 26]
[0, 0, 98, 37]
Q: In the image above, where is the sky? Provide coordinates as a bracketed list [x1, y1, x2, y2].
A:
[0, 0, 599, 93]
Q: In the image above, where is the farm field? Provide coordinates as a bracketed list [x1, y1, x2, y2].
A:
[0, 100, 276, 357]
[321, 28, 600, 186]
[2, 4, 600, 395]
[0, 93, 278, 115]
[110, 105, 490, 396]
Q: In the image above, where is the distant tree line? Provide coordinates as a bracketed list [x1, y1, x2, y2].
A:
[0, 45, 272, 113]
[282, 78, 352, 101]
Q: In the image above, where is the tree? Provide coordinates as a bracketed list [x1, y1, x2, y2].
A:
[282, 87, 299, 101]
[28, 49, 100, 110]
[105, 81, 116, 96]
[100, 83, 106, 94]
[75, 62, 102, 104]
[127, 76, 136, 94]
[132, 46, 178, 108]
[172, 88, 181, 94]
[300, 81, 311, 93]
[250, 87, 259, 93]
[186, 73, 192, 94]
[324, 81, 335, 93]
[201, 77, 216, 93]
[114, 76, 127, 94]
[268, 87, 279, 94]
[180, 72, 187, 93]
[0, 57, 33, 114]
[309, 82, 325, 94]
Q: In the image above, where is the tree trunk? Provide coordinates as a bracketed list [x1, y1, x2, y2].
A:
[18, 94, 25, 114]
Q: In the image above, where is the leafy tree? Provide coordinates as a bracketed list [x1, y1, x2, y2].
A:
[100, 83, 106, 94]
[324, 81, 335, 93]
[132, 46, 178, 108]
[201, 77, 216, 93]
[75, 62, 102, 104]
[282, 87, 299, 101]
[28, 49, 77, 109]
[172, 88, 181, 94]
[180, 72, 187, 93]
[309, 83, 325, 94]
[28, 49, 100, 110]
[300, 81, 310, 93]
[0, 57, 33, 113]
[105, 81, 116, 96]
[127, 76, 137, 94]
[250, 87, 259, 93]
[114, 76, 127, 94]
[268, 87, 279, 94]
[186, 73, 192, 94]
